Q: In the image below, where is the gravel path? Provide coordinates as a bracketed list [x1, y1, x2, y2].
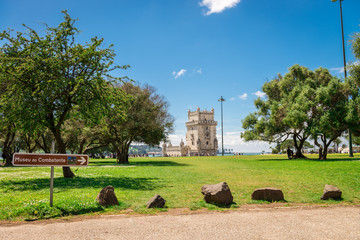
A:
[1, 205, 360, 240]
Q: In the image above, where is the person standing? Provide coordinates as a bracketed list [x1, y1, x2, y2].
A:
[287, 147, 292, 159]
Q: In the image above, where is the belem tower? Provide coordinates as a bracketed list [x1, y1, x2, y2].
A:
[162, 107, 218, 157]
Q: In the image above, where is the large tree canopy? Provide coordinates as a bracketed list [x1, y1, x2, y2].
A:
[347, 29, 360, 139]
[0, 60, 18, 165]
[242, 65, 350, 159]
[0, 11, 128, 176]
[309, 76, 350, 159]
[105, 83, 174, 164]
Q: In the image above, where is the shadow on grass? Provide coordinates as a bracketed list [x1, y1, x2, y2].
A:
[210, 201, 238, 208]
[25, 202, 119, 221]
[129, 161, 189, 167]
[190, 200, 238, 210]
[305, 158, 360, 162]
[88, 160, 120, 166]
[322, 197, 344, 202]
[2, 176, 163, 192]
[89, 160, 189, 167]
[257, 158, 360, 162]
[56, 204, 104, 216]
[251, 199, 288, 203]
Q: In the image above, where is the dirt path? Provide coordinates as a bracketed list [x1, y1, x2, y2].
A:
[1, 205, 360, 240]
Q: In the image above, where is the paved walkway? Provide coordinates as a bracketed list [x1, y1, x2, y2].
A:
[1, 205, 360, 240]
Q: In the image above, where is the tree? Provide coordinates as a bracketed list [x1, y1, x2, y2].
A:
[35, 129, 53, 153]
[348, 29, 360, 142]
[0, 69, 17, 166]
[0, 11, 128, 176]
[279, 139, 294, 152]
[333, 138, 342, 153]
[349, 30, 360, 84]
[310, 76, 350, 159]
[341, 143, 348, 150]
[0, 122, 16, 166]
[62, 116, 109, 154]
[105, 83, 174, 164]
[242, 65, 314, 158]
[242, 65, 347, 159]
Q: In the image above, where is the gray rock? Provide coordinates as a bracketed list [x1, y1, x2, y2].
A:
[201, 182, 233, 205]
[251, 188, 285, 201]
[146, 194, 166, 208]
[321, 185, 342, 200]
[96, 185, 119, 207]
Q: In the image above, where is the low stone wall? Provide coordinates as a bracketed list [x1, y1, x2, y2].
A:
[165, 146, 182, 157]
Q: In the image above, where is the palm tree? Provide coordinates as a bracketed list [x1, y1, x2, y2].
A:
[333, 138, 342, 153]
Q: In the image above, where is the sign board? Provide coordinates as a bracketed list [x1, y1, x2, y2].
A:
[12, 153, 89, 167]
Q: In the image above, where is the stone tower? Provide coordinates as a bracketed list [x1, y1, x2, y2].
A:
[185, 107, 218, 156]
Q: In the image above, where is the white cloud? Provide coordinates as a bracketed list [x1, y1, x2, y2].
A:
[199, 0, 241, 15]
[217, 131, 272, 153]
[330, 62, 360, 74]
[238, 93, 248, 100]
[165, 134, 183, 145]
[253, 91, 266, 98]
[230, 97, 235, 101]
[172, 69, 187, 79]
[329, 67, 344, 74]
[197, 68, 202, 74]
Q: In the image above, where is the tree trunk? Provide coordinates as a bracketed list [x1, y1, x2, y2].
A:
[4, 152, 13, 166]
[318, 147, 324, 160]
[78, 139, 86, 154]
[25, 134, 36, 153]
[62, 166, 75, 178]
[315, 135, 332, 160]
[114, 142, 131, 164]
[320, 146, 328, 160]
[2, 130, 15, 166]
[294, 151, 306, 159]
[293, 134, 307, 159]
[51, 128, 75, 178]
[314, 137, 323, 160]
[117, 152, 129, 164]
[319, 136, 335, 160]
[37, 134, 51, 153]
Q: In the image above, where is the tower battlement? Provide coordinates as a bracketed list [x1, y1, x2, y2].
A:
[187, 107, 216, 123]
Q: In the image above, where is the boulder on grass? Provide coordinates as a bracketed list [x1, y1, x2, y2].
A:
[201, 182, 233, 205]
[321, 185, 342, 200]
[251, 188, 284, 201]
[96, 185, 119, 207]
[146, 194, 166, 208]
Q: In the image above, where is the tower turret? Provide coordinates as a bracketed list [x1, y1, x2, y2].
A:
[185, 107, 218, 156]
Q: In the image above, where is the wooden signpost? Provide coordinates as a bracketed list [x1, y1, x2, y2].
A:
[12, 152, 89, 207]
[13, 153, 89, 167]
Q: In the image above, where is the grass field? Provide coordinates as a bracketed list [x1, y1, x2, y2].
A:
[0, 154, 359, 221]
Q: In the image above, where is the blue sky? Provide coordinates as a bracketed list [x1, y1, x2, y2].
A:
[1, 0, 360, 152]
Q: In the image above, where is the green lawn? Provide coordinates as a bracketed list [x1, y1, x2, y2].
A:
[1, 154, 359, 221]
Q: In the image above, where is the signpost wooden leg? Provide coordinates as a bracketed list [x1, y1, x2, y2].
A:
[50, 166, 54, 207]
[50, 140, 55, 207]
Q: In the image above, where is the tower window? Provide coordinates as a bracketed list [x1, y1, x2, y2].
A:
[206, 141, 209, 145]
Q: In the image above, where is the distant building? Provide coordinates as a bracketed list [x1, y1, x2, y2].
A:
[339, 146, 360, 153]
[162, 107, 218, 157]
